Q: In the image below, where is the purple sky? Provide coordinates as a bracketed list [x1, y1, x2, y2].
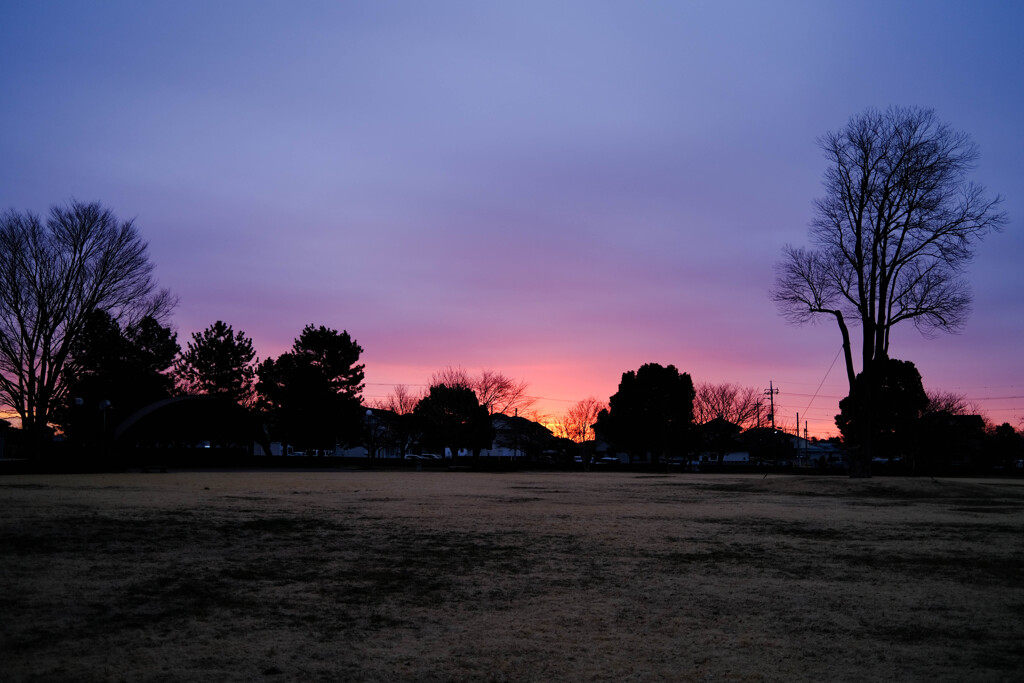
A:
[2, 1, 1022, 436]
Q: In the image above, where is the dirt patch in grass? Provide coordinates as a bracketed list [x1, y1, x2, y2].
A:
[2, 471, 1023, 681]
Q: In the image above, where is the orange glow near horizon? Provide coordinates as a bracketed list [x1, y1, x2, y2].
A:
[0, 410, 20, 429]
[361, 361, 847, 441]
[2, 2, 1021, 459]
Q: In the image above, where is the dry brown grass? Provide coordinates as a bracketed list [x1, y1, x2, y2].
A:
[2, 470, 1023, 681]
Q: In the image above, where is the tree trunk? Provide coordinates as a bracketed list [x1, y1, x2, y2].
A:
[832, 311, 872, 477]
[835, 311, 856, 392]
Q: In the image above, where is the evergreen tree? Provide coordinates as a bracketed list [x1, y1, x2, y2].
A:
[175, 321, 256, 405]
[58, 311, 179, 443]
[256, 325, 364, 451]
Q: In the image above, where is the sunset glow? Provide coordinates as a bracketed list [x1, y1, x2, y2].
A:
[1, 2, 1021, 439]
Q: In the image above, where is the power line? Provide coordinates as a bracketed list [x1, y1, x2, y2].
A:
[799, 345, 844, 419]
[963, 395, 1024, 401]
[364, 383, 598, 405]
[523, 395, 580, 403]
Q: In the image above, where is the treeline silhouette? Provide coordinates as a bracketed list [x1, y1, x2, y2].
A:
[1, 200, 1020, 474]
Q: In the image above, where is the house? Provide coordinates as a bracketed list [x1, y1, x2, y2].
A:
[699, 418, 743, 457]
[477, 414, 556, 460]
[789, 435, 842, 467]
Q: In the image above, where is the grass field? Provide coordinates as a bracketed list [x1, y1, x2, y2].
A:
[2, 470, 1023, 681]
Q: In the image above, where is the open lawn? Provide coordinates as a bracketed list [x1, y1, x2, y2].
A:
[2, 470, 1023, 681]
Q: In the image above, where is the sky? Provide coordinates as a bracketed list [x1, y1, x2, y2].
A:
[2, 0, 1022, 437]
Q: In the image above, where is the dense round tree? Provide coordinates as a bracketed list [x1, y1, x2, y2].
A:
[595, 363, 696, 464]
[413, 384, 494, 462]
[835, 358, 928, 462]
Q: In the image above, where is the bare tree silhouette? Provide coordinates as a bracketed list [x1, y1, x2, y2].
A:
[772, 107, 1005, 471]
[0, 201, 173, 448]
[429, 366, 534, 415]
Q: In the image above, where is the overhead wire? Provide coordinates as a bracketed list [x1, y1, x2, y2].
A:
[796, 345, 844, 426]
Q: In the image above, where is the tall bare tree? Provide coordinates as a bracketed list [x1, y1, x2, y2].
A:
[0, 201, 173, 444]
[694, 382, 762, 428]
[772, 107, 1005, 469]
[429, 366, 534, 416]
[773, 106, 1005, 392]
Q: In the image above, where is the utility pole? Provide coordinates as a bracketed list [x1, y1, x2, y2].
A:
[765, 382, 779, 468]
[764, 381, 778, 431]
[514, 408, 519, 460]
